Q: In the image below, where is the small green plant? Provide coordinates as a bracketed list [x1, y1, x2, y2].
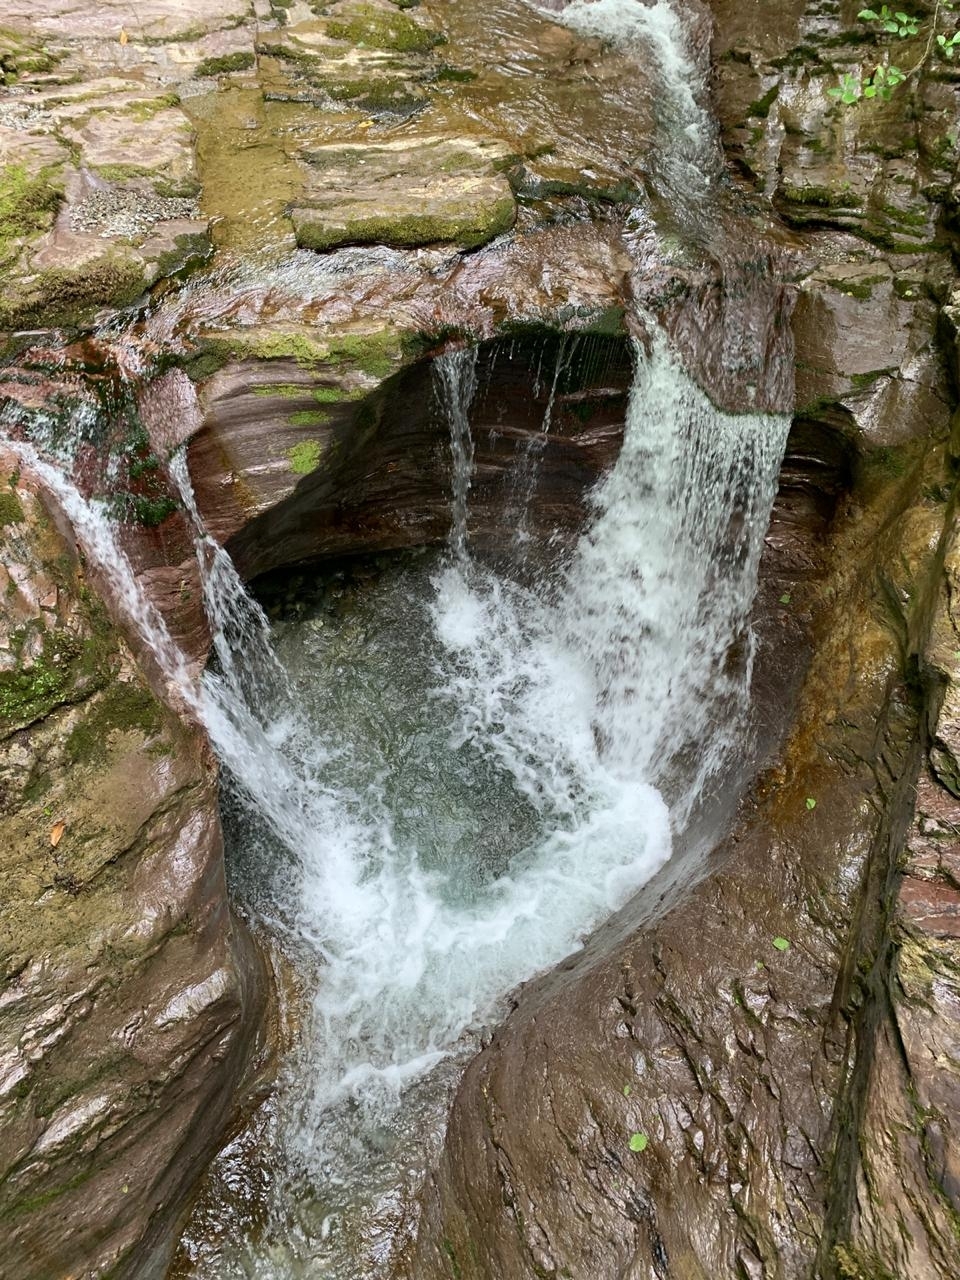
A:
[772, 937, 791, 952]
[858, 7, 919, 37]
[805, 797, 817, 810]
[829, 2, 958, 104]
[622, 1084, 632, 1097]
[863, 62, 906, 97]
[629, 1132, 649, 1152]
[829, 73, 863, 105]
[779, 592, 792, 605]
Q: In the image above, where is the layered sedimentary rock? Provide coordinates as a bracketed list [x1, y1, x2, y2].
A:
[0, 456, 264, 1279]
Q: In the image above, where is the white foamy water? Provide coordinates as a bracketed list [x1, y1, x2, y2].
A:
[555, 0, 723, 192]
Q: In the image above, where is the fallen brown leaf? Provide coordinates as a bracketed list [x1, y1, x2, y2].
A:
[119, 28, 129, 45]
[50, 821, 66, 847]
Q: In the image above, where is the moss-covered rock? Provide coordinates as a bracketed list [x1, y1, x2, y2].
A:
[0, 459, 263, 1280]
[194, 50, 256, 77]
[288, 439, 322, 473]
[291, 136, 516, 251]
[325, 2, 443, 53]
[0, 162, 64, 269]
[0, 248, 147, 328]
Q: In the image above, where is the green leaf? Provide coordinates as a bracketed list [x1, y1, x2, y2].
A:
[629, 1132, 649, 1152]
[779, 592, 792, 604]
[864, 83, 877, 96]
[623, 1084, 632, 1097]
[858, 7, 879, 17]
[805, 797, 817, 810]
[772, 937, 791, 952]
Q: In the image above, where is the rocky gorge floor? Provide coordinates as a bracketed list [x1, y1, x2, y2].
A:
[0, 0, 959, 1277]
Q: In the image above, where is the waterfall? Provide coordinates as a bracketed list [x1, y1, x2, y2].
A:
[192, 335, 785, 1276]
[3, 326, 788, 1276]
[557, 0, 724, 198]
[432, 347, 478, 561]
[508, 334, 577, 550]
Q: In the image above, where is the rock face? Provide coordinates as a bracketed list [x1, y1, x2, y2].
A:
[845, 537, 960, 1280]
[405, 433, 957, 1280]
[0, 456, 264, 1279]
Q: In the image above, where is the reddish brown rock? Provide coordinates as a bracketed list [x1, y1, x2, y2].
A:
[0, 454, 265, 1280]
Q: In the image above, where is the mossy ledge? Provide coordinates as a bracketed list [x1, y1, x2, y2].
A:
[291, 196, 517, 253]
[325, 4, 444, 53]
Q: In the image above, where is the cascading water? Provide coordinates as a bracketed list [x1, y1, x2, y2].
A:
[432, 348, 479, 562]
[3, 328, 788, 1277]
[167, 331, 788, 1276]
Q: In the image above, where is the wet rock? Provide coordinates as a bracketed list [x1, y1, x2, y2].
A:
[0, 2, 247, 326]
[406, 445, 954, 1280]
[290, 136, 516, 251]
[792, 257, 954, 445]
[0, 455, 265, 1279]
[841, 540, 960, 1279]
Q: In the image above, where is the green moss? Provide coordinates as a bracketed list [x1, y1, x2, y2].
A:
[288, 408, 332, 426]
[441, 1239, 463, 1280]
[288, 440, 322, 474]
[325, 331, 407, 379]
[433, 65, 476, 83]
[0, 27, 60, 83]
[0, 250, 145, 327]
[0, 163, 64, 267]
[849, 368, 895, 392]
[825, 275, 888, 302]
[151, 230, 212, 282]
[128, 494, 177, 527]
[65, 682, 163, 765]
[0, 658, 71, 729]
[195, 51, 255, 77]
[182, 327, 417, 383]
[322, 78, 426, 112]
[746, 84, 779, 118]
[252, 383, 307, 398]
[9, 1170, 94, 1218]
[833, 1243, 898, 1280]
[326, 4, 443, 52]
[582, 304, 627, 336]
[253, 332, 330, 365]
[0, 489, 24, 527]
[781, 184, 862, 209]
[880, 202, 929, 229]
[122, 92, 182, 121]
[313, 385, 365, 402]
